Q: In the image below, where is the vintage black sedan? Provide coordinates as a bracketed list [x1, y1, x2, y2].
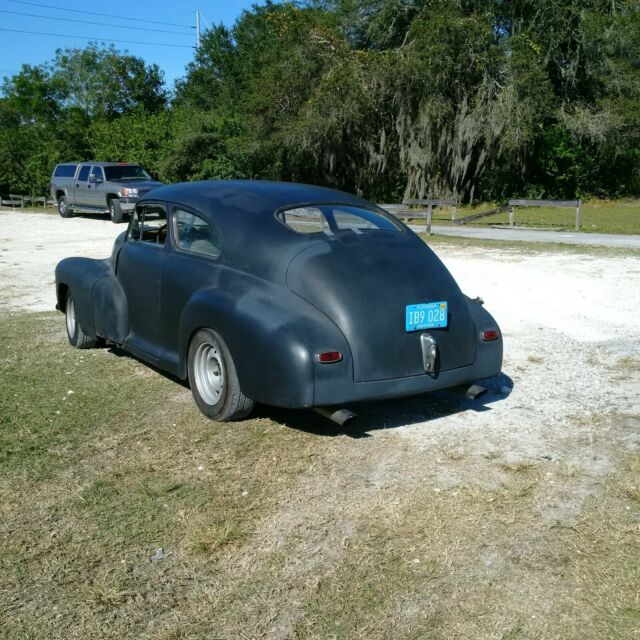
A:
[55, 181, 502, 423]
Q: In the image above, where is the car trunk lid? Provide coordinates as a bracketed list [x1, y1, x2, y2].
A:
[286, 232, 477, 382]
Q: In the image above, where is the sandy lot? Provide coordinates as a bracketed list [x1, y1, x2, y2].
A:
[1, 210, 639, 637]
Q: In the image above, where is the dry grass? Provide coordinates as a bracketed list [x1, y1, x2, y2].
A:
[1, 311, 639, 639]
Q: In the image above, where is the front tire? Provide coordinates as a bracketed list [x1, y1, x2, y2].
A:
[58, 196, 72, 218]
[65, 291, 97, 349]
[187, 328, 254, 422]
[108, 198, 124, 224]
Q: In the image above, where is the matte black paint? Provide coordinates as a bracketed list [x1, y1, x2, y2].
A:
[55, 180, 503, 409]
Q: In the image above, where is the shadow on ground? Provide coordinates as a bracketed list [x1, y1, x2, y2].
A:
[107, 344, 512, 439]
[254, 372, 514, 438]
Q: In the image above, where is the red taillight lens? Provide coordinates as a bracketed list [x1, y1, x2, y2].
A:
[316, 351, 343, 363]
[481, 329, 500, 342]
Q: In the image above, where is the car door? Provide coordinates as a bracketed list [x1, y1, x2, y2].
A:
[73, 164, 92, 206]
[88, 165, 105, 207]
[160, 204, 224, 372]
[116, 202, 168, 363]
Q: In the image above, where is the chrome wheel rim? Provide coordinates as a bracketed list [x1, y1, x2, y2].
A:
[66, 297, 76, 338]
[193, 342, 225, 405]
[59, 199, 66, 215]
[109, 203, 115, 221]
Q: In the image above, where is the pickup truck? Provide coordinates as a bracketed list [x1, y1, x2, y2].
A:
[50, 162, 164, 223]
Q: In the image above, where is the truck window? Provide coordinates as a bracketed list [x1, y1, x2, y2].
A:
[77, 166, 90, 182]
[104, 165, 151, 181]
[54, 165, 77, 178]
[90, 166, 104, 182]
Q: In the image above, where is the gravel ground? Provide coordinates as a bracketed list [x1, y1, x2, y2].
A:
[1, 209, 639, 448]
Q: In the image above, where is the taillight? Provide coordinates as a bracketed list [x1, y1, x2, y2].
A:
[481, 329, 500, 342]
[316, 351, 343, 363]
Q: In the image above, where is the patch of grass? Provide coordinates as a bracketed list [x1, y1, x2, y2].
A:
[443, 198, 640, 234]
[0, 311, 329, 639]
[1, 310, 639, 639]
[499, 460, 538, 473]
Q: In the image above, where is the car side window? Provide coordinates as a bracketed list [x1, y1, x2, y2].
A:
[77, 165, 90, 182]
[173, 208, 221, 259]
[128, 204, 167, 246]
[90, 166, 104, 183]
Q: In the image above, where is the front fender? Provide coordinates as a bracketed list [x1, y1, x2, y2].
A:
[177, 285, 352, 408]
[55, 257, 129, 343]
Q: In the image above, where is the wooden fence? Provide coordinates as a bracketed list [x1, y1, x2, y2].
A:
[507, 199, 582, 230]
[379, 199, 458, 235]
[0, 194, 55, 208]
[381, 198, 584, 231]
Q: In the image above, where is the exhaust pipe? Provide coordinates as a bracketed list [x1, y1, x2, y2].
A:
[313, 407, 357, 426]
[465, 384, 488, 400]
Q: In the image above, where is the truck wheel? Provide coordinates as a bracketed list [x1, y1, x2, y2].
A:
[108, 198, 124, 224]
[188, 328, 254, 422]
[58, 196, 72, 218]
[65, 291, 98, 349]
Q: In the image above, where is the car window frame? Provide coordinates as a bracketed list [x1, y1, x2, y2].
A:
[77, 165, 91, 182]
[169, 203, 222, 262]
[274, 201, 405, 235]
[126, 200, 169, 251]
[90, 165, 104, 183]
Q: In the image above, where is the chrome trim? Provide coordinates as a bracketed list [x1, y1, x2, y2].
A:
[420, 333, 437, 373]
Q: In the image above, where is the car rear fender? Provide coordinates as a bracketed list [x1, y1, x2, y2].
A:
[177, 286, 352, 408]
[464, 295, 503, 378]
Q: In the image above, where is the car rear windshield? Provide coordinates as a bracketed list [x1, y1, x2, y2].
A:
[104, 165, 151, 181]
[277, 205, 402, 235]
[54, 164, 77, 177]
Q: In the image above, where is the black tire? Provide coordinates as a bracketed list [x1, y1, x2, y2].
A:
[187, 328, 254, 422]
[65, 291, 98, 349]
[108, 198, 124, 224]
[58, 196, 72, 218]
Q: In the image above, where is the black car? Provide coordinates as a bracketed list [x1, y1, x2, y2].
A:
[55, 181, 502, 423]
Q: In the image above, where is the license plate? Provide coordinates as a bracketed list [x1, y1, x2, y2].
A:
[406, 301, 448, 332]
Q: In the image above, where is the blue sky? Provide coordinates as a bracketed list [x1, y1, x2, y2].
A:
[0, 0, 258, 89]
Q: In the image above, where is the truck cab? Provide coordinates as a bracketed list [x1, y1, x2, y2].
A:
[50, 161, 164, 223]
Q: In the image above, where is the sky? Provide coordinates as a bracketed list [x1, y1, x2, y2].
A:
[0, 0, 258, 89]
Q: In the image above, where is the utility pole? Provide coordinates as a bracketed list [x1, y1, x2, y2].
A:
[196, 9, 201, 49]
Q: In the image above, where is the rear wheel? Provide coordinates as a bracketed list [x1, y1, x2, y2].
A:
[58, 196, 72, 218]
[108, 198, 124, 223]
[187, 328, 254, 422]
[65, 291, 97, 349]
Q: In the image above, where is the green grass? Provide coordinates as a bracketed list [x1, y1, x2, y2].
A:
[1, 311, 639, 639]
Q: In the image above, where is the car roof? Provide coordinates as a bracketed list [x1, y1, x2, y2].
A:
[142, 180, 373, 220]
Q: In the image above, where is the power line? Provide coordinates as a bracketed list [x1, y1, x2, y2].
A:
[0, 8, 195, 36]
[0, 27, 195, 48]
[5, 0, 195, 28]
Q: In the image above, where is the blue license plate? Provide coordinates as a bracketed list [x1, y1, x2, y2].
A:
[406, 301, 448, 332]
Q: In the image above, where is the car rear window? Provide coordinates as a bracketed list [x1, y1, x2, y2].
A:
[277, 205, 402, 235]
[54, 165, 77, 177]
